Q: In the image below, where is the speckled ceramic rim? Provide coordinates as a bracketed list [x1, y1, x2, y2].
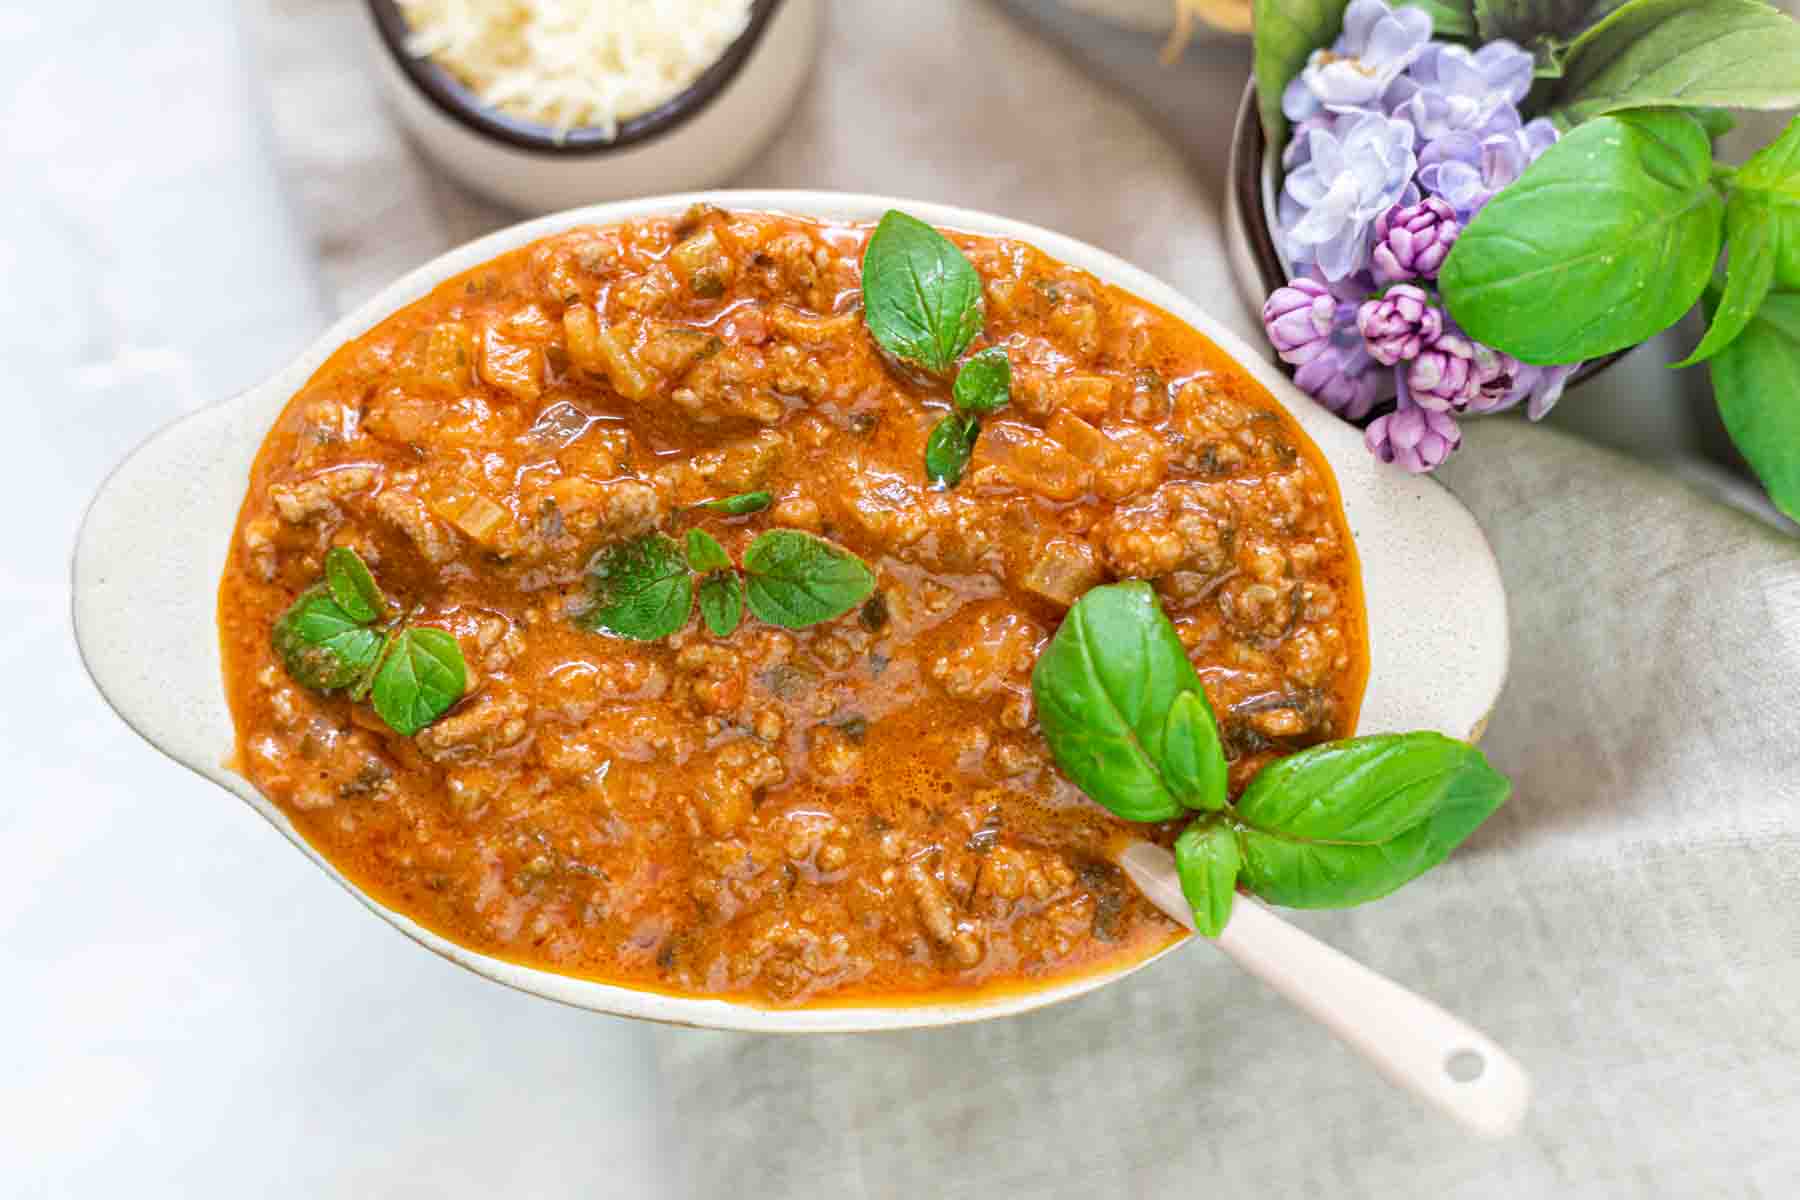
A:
[73, 191, 1509, 1033]
[363, 0, 785, 155]
[1226, 81, 1629, 389]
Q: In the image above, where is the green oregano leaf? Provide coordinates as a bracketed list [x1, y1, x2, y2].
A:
[742, 529, 876, 629]
[323, 546, 385, 623]
[272, 587, 385, 692]
[1440, 109, 1723, 363]
[698, 571, 746, 637]
[693, 490, 772, 516]
[371, 627, 467, 737]
[1233, 732, 1509, 909]
[1174, 817, 1242, 938]
[1029, 582, 1229, 823]
[860, 211, 984, 375]
[582, 532, 694, 641]
[684, 528, 732, 573]
[951, 346, 1011, 414]
[924, 412, 979, 488]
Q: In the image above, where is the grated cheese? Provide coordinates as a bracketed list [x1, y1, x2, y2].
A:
[397, 0, 755, 139]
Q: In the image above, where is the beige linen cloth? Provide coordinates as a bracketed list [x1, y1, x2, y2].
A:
[253, 2, 1800, 1194]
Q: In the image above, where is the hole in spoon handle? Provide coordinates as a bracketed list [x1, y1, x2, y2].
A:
[1114, 843, 1530, 1138]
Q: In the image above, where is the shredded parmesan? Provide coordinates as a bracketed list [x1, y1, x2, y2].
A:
[397, 0, 755, 139]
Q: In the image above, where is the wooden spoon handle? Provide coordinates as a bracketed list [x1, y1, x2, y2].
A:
[1117, 842, 1531, 1138]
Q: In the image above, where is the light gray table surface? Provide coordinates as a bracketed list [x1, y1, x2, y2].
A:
[5, 2, 1797, 1196]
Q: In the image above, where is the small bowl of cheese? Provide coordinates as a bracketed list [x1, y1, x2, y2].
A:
[366, 0, 820, 212]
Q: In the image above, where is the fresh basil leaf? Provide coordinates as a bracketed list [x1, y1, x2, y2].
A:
[684, 528, 732, 574]
[581, 533, 694, 641]
[1161, 690, 1229, 813]
[1233, 732, 1509, 909]
[1441, 109, 1724, 363]
[860, 210, 985, 375]
[1473, 0, 1628, 66]
[1251, 0, 1348, 147]
[1030, 582, 1229, 823]
[1707, 290, 1800, 524]
[371, 627, 467, 737]
[272, 588, 385, 692]
[693, 490, 772, 516]
[742, 530, 876, 629]
[952, 347, 1011, 415]
[1674, 195, 1777, 366]
[924, 412, 979, 488]
[698, 571, 746, 637]
[1174, 817, 1242, 938]
[351, 626, 399, 703]
[1399, 0, 1476, 39]
[1731, 113, 1800, 289]
[1552, 0, 1800, 125]
[323, 546, 385, 624]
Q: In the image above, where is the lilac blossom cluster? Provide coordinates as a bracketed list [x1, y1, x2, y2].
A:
[1260, 0, 1580, 472]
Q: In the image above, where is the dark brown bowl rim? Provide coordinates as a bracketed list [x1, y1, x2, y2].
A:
[364, 0, 785, 156]
[1229, 80, 1628, 388]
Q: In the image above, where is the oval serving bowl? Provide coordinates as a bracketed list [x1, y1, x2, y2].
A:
[73, 192, 1508, 1033]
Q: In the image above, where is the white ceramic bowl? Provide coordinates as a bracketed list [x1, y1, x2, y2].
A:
[73, 191, 1509, 1033]
[365, 0, 821, 214]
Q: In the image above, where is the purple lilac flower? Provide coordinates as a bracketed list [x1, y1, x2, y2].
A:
[1371, 196, 1459, 283]
[1465, 342, 1521, 414]
[1391, 42, 1535, 141]
[1512, 362, 1579, 420]
[1295, 341, 1384, 421]
[1367, 383, 1462, 472]
[1263, 278, 1338, 364]
[1405, 328, 1479, 411]
[1281, 111, 1420, 280]
[1282, 0, 1433, 123]
[1358, 284, 1441, 365]
[1417, 118, 1559, 217]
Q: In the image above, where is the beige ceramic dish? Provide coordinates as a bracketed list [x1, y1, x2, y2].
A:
[73, 191, 1509, 1035]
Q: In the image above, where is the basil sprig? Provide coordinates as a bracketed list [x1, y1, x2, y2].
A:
[860, 211, 1012, 489]
[271, 547, 467, 736]
[1031, 583, 1509, 937]
[581, 528, 874, 640]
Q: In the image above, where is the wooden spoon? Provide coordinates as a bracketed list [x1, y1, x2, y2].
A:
[1118, 842, 1532, 1138]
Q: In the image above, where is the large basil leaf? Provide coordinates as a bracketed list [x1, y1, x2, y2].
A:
[1234, 733, 1509, 909]
[742, 530, 876, 628]
[1440, 109, 1723, 364]
[860, 211, 984, 375]
[1174, 817, 1242, 938]
[1553, 0, 1800, 125]
[1708, 291, 1800, 524]
[371, 626, 467, 737]
[1252, 0, 1348, 146]
[272, 587, 385, 692]
[1030, 582, 1227, 822]
[582, 533, 694, 641]
[1731, 114, 1800, 289]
